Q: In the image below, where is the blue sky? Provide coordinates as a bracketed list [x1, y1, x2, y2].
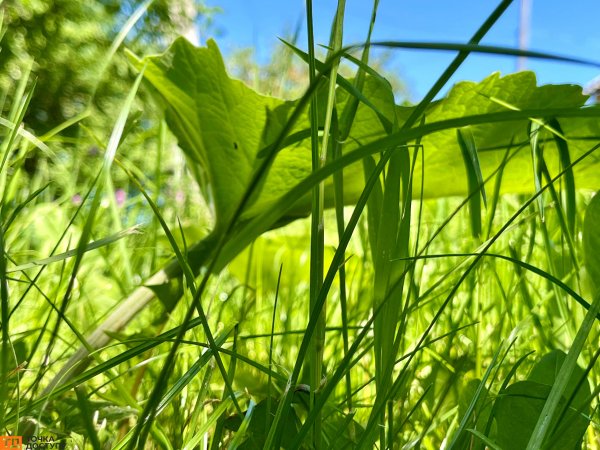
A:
[205, 1, 599, 101]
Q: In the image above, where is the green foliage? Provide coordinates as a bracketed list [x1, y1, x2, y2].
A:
[3, 2, 600, 449]
[583, 192, 600, 288]
[131, 37, 600, 238]
[457, 126, 486, 237]
[107, 36, 600, 448]
[222, 396, 301, 449]
[495, 350, 591, 450]
[130, 39, 305, 229]
[458, 379, 493, 441]
[0, 0, 214, 132]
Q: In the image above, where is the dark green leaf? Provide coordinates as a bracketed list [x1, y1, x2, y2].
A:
[528, 350, 590, 409]
[495, 381, 588, 450]
[583, 192, 600, 289]
[495, 350, 591, 450]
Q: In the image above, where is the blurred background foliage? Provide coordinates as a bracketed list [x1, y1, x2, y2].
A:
[0, 0, 408, 221]
[0, 0, 217, 133]
[0, 0, 409, 134]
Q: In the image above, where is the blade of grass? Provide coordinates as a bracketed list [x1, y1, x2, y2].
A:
[2, 182, 51, 231]
[457, 127, 486, 237]
[344, 40, 600, 68]
[74, 386, 102, 450]
[486, 143, 512, 238]
[90, 0, 154, 101]
[548, 118, 576, 235]
[466, 429, 503, 450]
[447, 337, 513, 449]
[0, 82, 36, 177]
[6, 226, 141, 274]
[331, 110, 353, 411]
[180, 397, 233, 450]
[305, 0, 323, 446]
[311, 2, 345, 446]
[266, 264, 283, 432]
[0, 206, 10, 430]
[155, 327, 233, 415]
[227, 399, 255, 449]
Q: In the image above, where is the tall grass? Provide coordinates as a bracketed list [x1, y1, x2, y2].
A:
[1, 1, 600, 449]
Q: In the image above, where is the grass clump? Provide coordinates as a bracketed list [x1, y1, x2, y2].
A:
[2, 1, 600, 449]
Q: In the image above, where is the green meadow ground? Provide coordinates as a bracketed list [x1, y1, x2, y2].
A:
[2, 1, 600, 449]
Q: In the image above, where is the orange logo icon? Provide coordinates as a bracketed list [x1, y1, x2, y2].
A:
[0, 436, 22, 450]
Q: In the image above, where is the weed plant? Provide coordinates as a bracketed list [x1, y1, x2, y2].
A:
[1, 1, 600, 449]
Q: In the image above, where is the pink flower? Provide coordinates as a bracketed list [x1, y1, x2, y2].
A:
[115, 189, 126, 207]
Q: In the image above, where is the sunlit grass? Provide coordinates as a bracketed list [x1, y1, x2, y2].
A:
[1, 1, 600, 449]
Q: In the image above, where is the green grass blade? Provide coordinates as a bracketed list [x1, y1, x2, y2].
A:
[310, 2, 346, 445]
[155, 328, 232, 415]
[0, 82, 36, 177]
[338, 0, 380, 138]
[90, 0, 153, 100]
[548, 118, 576, 234]
[447, 338, 512, 449]
[227, 399, 255, 449]
[74, 386, 102, 450]
[331, 113, 353, 410]
[305, 0, 325, 446]
[0, 210, 10, 429]
[457, 127, 486, 237]
[466, 429, 503, 450]
[279, 38, 392, 131]
[181, 398, 233, 450]
[0, 117, 50, 154]
[6, 226, 141, 273]
[2, 182, 51, 231]
[348, 40, 600, 68]
[486, 144, 512, 238]
[267, 264, 283, 430]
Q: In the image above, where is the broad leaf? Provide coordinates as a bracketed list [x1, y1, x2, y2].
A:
[494, 350, 591, 450]
[130, 38, 600, 240]
[129, 40, 304, 229]
[528, 349, 590, 409]
[583, 192, 600, 288]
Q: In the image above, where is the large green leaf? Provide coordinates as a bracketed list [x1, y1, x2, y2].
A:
[406, 71, 599, 198]
[129, 39, 297, 229]
[583, 192, 600, 288]
[494, 350, 591, 450]
[130, 38, 600, 235]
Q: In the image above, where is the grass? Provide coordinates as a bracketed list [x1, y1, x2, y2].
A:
[2, 1, 600, 449]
